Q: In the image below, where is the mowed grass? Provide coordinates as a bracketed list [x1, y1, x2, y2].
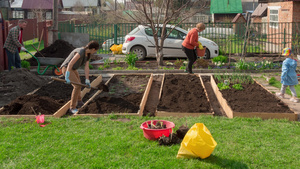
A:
[0, 115, 299, 168]
[20, 39, 44, 60]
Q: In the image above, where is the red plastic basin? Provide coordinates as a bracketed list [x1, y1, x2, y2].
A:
[140, 120, 175, 140]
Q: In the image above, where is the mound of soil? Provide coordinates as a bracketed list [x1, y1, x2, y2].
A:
[158, 126, 189, 146]
[157, 74, 211, 112]
[0, 94, 65, 115]
[0, 69, 49, 107]
[25, 40, 75, 66]
[35, 40, 75, 58]
[79, 75, 150, 114]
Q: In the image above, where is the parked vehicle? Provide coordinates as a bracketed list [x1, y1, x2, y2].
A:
[122, 25, 219, 60]
[102, 37, 125, 51]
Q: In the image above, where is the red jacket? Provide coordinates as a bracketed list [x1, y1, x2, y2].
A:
[182, 28, 199, 49]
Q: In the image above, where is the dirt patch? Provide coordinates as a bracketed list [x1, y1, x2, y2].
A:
[0, 94, 65, 115]
[0, 68, 49, 107]
[216, 79, 294, 113]
[157, 74, 211, 113]
[79, 75, 150, 114]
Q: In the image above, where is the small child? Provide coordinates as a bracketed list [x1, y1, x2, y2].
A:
[276, 48, 299, 103]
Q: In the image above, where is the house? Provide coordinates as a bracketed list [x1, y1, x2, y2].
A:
[210, 0, 243, 23]
[8, 0, 63, 20]
[254, 0, 300, 52]
[62, 0, 101, 15]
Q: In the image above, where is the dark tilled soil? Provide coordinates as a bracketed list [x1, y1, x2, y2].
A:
[0, 94, 65, 115]
[0, 75, 98, 115]
[219, 81, 294, 113]
[0, 69, 49, 107]
[157, 74, 211, 112]
[79, 75, 150, 114]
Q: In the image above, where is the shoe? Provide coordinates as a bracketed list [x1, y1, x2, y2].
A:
[77, 101, 85, 108]
[69, 108, 78, 114]
[276, 93, 285, 99]
[289, 98, 299, 103]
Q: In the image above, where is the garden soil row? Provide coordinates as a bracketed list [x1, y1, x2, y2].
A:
[79, 74, 151, 114]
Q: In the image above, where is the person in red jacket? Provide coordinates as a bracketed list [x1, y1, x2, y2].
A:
[182, 23, 205, 74]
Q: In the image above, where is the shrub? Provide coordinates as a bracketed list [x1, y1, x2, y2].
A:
[125, 52, 138, 67]
[174, 59, 184, 67]
[212, 55, 228, 64]
[21, 60, 30, 70]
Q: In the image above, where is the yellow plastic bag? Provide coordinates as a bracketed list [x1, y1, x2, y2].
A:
[198, 41, 204, 49]
[177, 123, 217, 159]
[116, 44, 123, 54]
[110, 44, 118, 52]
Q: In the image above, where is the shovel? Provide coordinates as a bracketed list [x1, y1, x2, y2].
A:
[51, 77, 109, 92]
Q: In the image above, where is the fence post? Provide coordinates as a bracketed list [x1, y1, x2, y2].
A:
[114, 24, 118, 44]
[283, 28, 286, 47]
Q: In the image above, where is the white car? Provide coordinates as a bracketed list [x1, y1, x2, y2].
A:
[102, 37, 125, 51]
[122, 25, 219, 60]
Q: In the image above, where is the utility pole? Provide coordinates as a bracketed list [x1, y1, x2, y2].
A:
[52, 0, 58, 42]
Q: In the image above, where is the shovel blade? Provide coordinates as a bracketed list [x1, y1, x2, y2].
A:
[99, 84, 109, 92]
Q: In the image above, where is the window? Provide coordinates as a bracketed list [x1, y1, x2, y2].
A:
[27, 12, 34, 19]
[269, 9, 278, 28]
[144, 27, 161, 37]
[166, 28, 186, 39]
[12, 11, 24, 19]
[46, 12, 52, 20]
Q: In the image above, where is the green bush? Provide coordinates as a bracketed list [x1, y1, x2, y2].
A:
[212, 55, 228, 64]
[217, 82, 230, 90]
[89, 64, 94, 69]
[21, 60, 30, 70]
[125, 52, 138, 67]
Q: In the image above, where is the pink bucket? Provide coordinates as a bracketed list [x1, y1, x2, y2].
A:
[36, 115, 45, 124]
[140, 120, 175, 140]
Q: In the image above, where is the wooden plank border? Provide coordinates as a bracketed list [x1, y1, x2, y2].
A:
[54, 74, 104, 117]
[74, 73, 153, 117]
[210, 75, 297, 121]
[156, 73, 213, 117]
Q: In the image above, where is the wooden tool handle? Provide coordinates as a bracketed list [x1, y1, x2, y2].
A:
[31, 44, 45, 57]
[51, 77, 97, 90]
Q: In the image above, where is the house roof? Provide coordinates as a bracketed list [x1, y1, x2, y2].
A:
[10, 0, 23, 8]
[22, 0, 63, 10]
[210, 0, 243, 14]
[62, 0, 101, 8]
[251, 3, 268, 17]
[232, 13, 246, 23]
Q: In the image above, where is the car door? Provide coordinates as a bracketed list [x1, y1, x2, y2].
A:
[163, 28, 186, 57]
[143, 27, 161, 56]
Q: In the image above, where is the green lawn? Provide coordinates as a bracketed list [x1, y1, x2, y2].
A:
[20, 39, 44, 60]
[0, 115, 299, 168]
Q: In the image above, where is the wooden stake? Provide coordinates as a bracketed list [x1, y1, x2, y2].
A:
[38, 29, 44, 51]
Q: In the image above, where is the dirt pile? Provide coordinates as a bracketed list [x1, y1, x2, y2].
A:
[35, 40, 75, 58]
[26, 40, 75, 66]
[0, 68, 49, 107]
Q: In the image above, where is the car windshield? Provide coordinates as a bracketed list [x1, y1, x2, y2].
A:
[128, 27, 140, 35]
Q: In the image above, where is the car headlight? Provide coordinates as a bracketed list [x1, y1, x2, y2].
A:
[208, 41, 218, 47]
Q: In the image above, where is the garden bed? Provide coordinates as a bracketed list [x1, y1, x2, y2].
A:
[211, 75, 297, 121]
[0, 75, 103, 118]
[76, 74, 152, 117]
[156, 74, 213, 117]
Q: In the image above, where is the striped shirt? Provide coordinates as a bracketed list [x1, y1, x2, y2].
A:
[3, 26, 23, 53]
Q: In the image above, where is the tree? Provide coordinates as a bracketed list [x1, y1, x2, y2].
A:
[118, 0, 208, 66]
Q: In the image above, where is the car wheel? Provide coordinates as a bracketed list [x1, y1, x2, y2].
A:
[130, 46, 146, 60]
[204, 48, 210, 59]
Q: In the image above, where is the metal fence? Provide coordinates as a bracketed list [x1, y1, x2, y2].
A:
[58, 22, 300, 55]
